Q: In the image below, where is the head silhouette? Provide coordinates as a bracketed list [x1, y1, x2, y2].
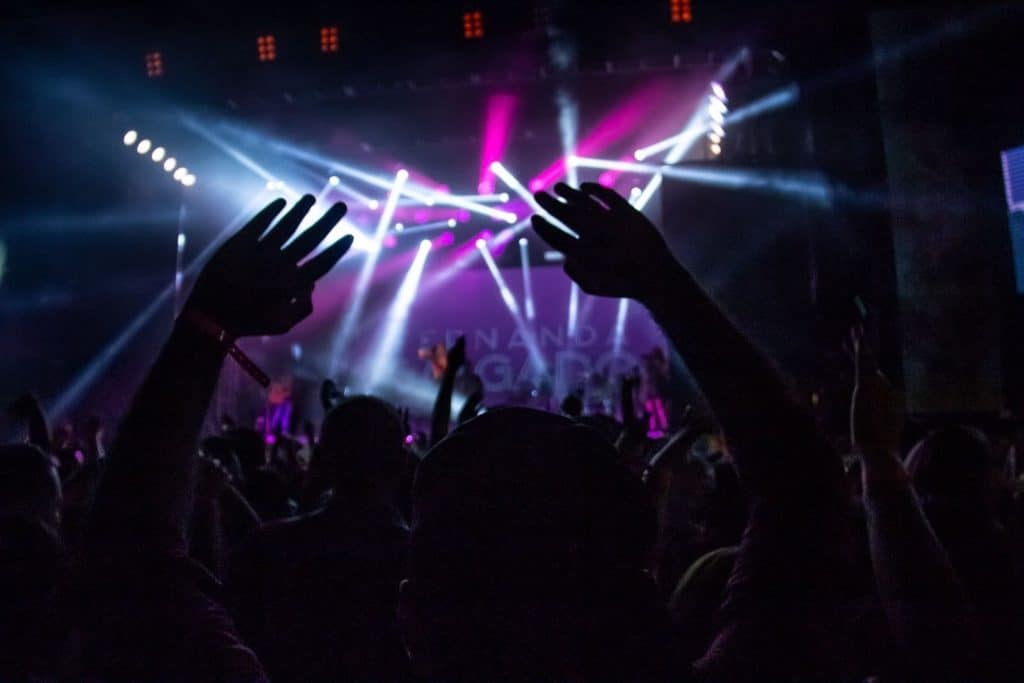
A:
[0, 444, 61, 530]
[400, 408, 661, 682]
[906, 426, 994, 508]
[319, 395, 407, 502]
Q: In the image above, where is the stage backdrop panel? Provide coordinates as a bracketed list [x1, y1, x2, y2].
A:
[400, 265, 667, 408]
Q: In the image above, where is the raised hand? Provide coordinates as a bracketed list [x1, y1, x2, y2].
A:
[850, 326, 902, 460]
[186, 196, 352, 338]
[447, 335, 467, 373]
[7, 391, 40, 420]
[532, 182, 681, 302]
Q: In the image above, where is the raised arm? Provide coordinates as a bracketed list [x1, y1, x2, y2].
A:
[86, 196, 351, 553]
[430, 336, 465, 447]
[533, 183, 846, 679]
[851, 339, 977, 678]
[532, 183, 839, 493]
[74, 196, 352, 681]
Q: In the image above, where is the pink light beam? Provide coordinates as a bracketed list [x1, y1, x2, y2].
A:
[478, 94, 518, 194]
[527, 82, 668, 192]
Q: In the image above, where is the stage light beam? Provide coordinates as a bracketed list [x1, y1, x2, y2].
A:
[490, 161, 577, 237]
[631, 51, 746, 205]
[393, 218, 459, 236]
[570, 156, 832, 205]
[567, 281, 580, 338]
[478, 238, 547, 372]
[613, 298, 629, 356]
[365, 238, 432, 392]
[329, 168, 408, 373]
[477, 239, 519, 314]
[519, 237, 535, 321]
[557, 89, 579, 188]
[725, 84, 800, 126]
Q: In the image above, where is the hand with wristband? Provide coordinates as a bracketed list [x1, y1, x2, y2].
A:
[79, 195, 353, 682]
[183, 195, 353, 385]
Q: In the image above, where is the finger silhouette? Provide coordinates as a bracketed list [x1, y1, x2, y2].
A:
[534, 192, 583, 229]
[531, 215, 578, 254]
[283, 202, 348, 262]
[263, 194, 316, 251]
[299, 235, 354, 282]
[234, 198, 287, 244]
[580, 182, 633, 212]
[552, 182, 593, 208]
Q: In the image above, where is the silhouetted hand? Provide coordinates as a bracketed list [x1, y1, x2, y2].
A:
[186, 196, 352, 338]
[532, 182, 681, 302]
[850, 326, 902, 460]
[447, 336, 467, 373]
[6, 392, 40, 420]
[852, 372, 902, 458]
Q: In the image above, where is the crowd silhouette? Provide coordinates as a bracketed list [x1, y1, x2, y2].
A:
[2, 181, 1021, 681]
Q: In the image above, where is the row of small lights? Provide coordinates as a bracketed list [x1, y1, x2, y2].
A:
[122, 130, 196, 186]
[143, 3, 696, 76]
[707, 82, 727, 157]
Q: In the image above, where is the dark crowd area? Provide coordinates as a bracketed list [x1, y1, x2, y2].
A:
[4, 184, 1024, 682]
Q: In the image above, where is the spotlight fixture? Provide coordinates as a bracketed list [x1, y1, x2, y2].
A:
[462, 10, 484, 39]
[121, 131, 194, 186]
[145, 52, 164, 78]
[320, 26, 339, 53]
[706, 83, 728, 157]
[257, 35, 277, 62]
[669, 0, 692, 23]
